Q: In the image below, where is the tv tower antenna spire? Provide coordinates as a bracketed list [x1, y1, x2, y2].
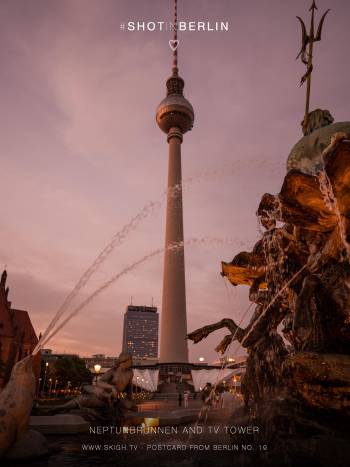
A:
[172, 0, 179, 76]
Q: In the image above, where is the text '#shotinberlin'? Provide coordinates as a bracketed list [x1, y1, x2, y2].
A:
[123, 21, 229, 32]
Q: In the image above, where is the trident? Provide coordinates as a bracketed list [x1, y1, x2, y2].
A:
[296, 0, 330, 134]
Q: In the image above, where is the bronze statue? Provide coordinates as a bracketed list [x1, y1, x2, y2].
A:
[188, 139, 350, 411]
[50, 353, 135, 421]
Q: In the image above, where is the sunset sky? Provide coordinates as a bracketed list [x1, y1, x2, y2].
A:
[1, 0, 349, 363]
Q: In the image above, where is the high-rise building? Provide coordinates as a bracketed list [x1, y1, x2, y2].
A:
[156, 0, 194, 363]
[122, 305, 159, 358]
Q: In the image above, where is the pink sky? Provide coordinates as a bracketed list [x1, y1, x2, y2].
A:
[1, 0, 349, 363]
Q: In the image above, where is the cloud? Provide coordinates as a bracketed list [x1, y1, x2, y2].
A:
[1, 0, 349, 362]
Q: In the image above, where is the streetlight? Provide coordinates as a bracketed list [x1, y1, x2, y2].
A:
[36, 378, 42, 398]
[94, 364, 101, 384]
[199, 357, 205, 363]
[54, 379, 58, 398]
[48, 378, 53, 398]
[233, 376, 237, 394]
[43, 362, 49, 397]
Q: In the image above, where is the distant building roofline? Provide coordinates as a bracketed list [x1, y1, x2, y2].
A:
[126, 305, 158, 313]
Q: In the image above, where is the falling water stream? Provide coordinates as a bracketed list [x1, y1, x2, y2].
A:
[189, 294, 254, 439]
[240, 264, 307, 348]
[33, 199, 162, 353]
[33, 158, 278, 354]
[35, 236, 248, 352]
[37, 247, 163, 349]
[317, 169, 350, 259]
[185, 158, 347, 437]
[186, 262, 307, 450]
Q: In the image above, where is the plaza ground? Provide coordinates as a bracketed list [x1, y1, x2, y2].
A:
[5, 398, 269, 467]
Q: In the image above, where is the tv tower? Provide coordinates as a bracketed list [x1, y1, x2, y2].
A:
[156, 0, 194, 363]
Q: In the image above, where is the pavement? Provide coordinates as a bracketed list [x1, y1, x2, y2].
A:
[30, 414, 90, 434]
[30, 399, 240, 434]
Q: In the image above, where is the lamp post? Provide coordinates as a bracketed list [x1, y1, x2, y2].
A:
[48, 378, 53, 398]
[36, 378, 41, 399]
[233, 376, 237, 395]
[94, 364, 101, 384]
[54, 379, 58, 398]
[43, 362, 49, 397]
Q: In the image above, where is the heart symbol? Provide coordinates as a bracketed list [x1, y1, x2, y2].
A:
[169, 40, 179, 52]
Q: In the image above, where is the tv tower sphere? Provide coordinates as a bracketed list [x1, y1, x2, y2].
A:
[156, 76, 194, 134]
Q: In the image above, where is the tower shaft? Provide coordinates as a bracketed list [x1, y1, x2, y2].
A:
[156, 0, 194, 364]
[160, 127, 188, 362]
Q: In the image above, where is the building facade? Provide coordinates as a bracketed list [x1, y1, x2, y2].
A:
[0, 270, 39, 387]
[122, 305, 159, 358]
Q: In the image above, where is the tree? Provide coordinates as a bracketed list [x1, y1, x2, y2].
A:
[40, 356, 92, 390]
